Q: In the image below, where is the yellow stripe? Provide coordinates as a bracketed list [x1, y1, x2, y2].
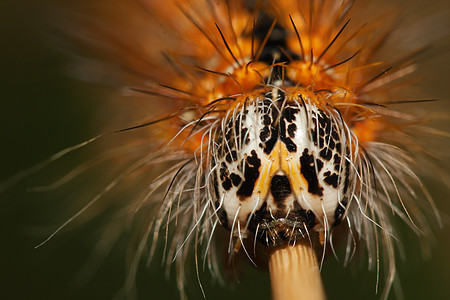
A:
[254, 141, 307, 199]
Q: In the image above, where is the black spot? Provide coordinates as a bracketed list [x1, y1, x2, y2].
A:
[319, 137, 324, 148]
[332, 130, 339, 141]
[263, 125, 279, 154]
[258, 100, 272, 114]
[263, 114, 271, 125]
[219, 162, 229, 180]
[230, 173, 242, 187]
[319, 148, 333, 160]
[324, 171, 339, 188]
[240, 127, 249, 145]
[282, 106, 299, 122]
[219, 162, 233, 191]
[316, 159, 324, 172]
[247, 150, 260, 166]
[280, 117, 297, 152]
[270, 175, 292, 203]
[318, 110, 331, 129]
[319, 128, 325, 136]
[287, 123, 297, 138]
[225, 150, 238, 163]
[237, 150, 262, 198]
[260, 126, 270, 142]
[222, 178, 232, 191]
[310, 128, 318, 145]
[260, 103, 280, 154]
[334, 153, 342, 172]
[234, 118, 244, 136]
[299, 149, 324, 196]
[328, 138, 335, 150]
[333, 153, 341, 165]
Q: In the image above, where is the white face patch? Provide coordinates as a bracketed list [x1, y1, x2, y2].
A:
[211, 88, 352, 245]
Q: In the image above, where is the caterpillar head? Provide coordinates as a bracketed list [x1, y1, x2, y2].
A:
[211, 87, 354, 247]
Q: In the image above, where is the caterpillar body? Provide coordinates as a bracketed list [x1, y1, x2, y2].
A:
[3, 0, 449, 299]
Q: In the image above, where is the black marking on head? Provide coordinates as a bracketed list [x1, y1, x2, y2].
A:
[319, 128, 325, 136]
[319, 137, 324, 148]
[259, 126, 270, 142]
[263, 114, 271, 125]
[225, 150, 238, 163]
[287, 123, 297, 138]
[299, 149, 324, 196]
[332, 129, 339, 141]
[219, 162, 228, 176]
[222, 178, 232, 191]
[316, 159, 324, 172]
[333, 153, 342, 171]
[279, 115, 297, 152]
[236, 150, 261, 198]
[318, 109, 332, 129]
[219, 162, 232, 191]
[282, 106, 299, 122]
[319, 148, 333, 160]
[270, 175, 292, 203]
[328, 138, 335, 150]
[323, 171, 339, 188]
[310, 127, 318, 145]
[262, 123, 278, 155]
[333, 153, 341, 164]
[230, 173, 242, 187]
[241, 127, 250, 145]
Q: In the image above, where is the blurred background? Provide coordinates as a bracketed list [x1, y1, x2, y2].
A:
[1, 0, 450, 299]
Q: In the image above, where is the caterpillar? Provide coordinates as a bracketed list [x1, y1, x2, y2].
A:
[2, 0, 450, 299]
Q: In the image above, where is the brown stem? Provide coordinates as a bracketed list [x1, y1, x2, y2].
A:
[269, 240, 326, 300]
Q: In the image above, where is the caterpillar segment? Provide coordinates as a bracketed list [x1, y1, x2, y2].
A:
[212, 87, 354, 247]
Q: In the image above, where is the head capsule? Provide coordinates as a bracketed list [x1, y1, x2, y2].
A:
[211, 88, 353, 247]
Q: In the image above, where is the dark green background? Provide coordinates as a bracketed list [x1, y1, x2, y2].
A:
[1, 0, 450, 299]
